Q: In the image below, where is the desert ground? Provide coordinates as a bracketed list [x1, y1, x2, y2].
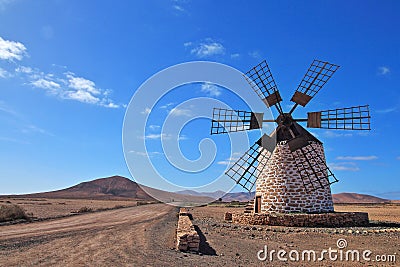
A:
[0, 200, 399, 266]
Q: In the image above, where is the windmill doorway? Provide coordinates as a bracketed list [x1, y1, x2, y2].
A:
[255, 196, 261, 213]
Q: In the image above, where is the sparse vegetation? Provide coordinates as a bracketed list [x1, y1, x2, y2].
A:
[77, 206, 93, 213]
[0, 203, 29, 222]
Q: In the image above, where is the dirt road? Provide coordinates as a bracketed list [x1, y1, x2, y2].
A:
[0, 204, 179, 266]
[0, 204, 169, 240]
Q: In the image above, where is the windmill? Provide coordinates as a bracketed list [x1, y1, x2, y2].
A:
[211, 59, 371, 214]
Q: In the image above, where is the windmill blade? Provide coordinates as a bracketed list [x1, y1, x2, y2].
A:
[307, 105, 371, 130]
[225, 135, 275, 192]
[244, 60, 283, 114]
[291, 143, 338, 193]
[211, 108, 264, 135]
[290, 60, 340, 113]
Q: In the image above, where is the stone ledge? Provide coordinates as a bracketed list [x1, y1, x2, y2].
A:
[176, 208, 200, 252]
[230, 212, 369, 227]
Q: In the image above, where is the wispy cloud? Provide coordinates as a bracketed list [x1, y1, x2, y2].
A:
[15, 66, 33, 74]
[336, 156, 378, 161]
[397, 156, 400, 160]
[169, 107, 192, 117]
[0, 100, 19, 117]
[178, 134, 189, 141]
[376, 107, 397, 114]
[141, 107, 151, 115]
[0, 100, 52, 139]
[148, 124, 160, 130]
[1, 36, 121, 108]
[0, 0, 14, 11]
[160, 102, 175, 109]
[200, 82, 222, 97]
[31, 78, 61, 91]
[186, 39, 225, 58]
[323, 131, 353, 138]
[129, 150, 163, 157]
[378, 66, 390, 75]
[0, 36, 27, 61]
[173, 5, 185, 12]
[217, 152, 241, 165]
[329, 162, 360, 172]
[144, 133, 170, 140]
[230, 53, 240, 59]
[0, 67, 9, 78]
[249, 50, 262, 59]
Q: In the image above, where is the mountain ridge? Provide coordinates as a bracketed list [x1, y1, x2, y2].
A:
[1, 175, 394, 204]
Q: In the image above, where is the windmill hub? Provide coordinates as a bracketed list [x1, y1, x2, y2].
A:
[276, 113, 293, 127]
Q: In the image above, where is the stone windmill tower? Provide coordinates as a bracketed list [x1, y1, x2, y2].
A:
[211, 59, 371, 214]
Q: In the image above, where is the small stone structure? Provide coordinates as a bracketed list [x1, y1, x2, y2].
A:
[256, 141, 334, 214]
[231, 212, 369, 227]
[176, 208, 200, 252]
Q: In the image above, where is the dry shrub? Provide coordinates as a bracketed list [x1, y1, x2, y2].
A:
[77, 206, 93, 213]
[0, 204, 28, 222]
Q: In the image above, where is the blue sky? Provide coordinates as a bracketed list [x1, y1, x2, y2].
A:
[0, 1, 399, 198]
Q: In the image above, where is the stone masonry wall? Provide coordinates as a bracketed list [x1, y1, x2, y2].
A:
[232, 212, 369, 227]
[176, 208, 200, 252]
[256, 141, 334, 214]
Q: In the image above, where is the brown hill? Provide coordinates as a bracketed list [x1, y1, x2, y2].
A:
[332, 193, 390, 204]
[4, 175, 213, 204]
[13, 176, 153, 200]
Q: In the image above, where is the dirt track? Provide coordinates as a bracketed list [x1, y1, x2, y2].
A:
[0, 204, 179, 266]
[0, 204, 168, 240]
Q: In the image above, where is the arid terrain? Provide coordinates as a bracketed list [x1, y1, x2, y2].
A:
[1, 201, 399, 266]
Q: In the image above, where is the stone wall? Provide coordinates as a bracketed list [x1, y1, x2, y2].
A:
[256, 141, 334, 214]
[231, 212, 369, 227]
[176, 208, 200, 252]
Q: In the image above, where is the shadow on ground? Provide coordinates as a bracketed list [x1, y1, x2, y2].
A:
[194, 225, 217, 256]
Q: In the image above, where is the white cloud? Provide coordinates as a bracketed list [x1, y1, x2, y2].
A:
[169, 107, 192, 117]
[31, 78, 61, 91]
[217, 152, 241, 165]
[129, 150, 163, 157]
[249, 50, 261, 59]
[66, 73, 100, 95]
[189, 39, 225, 58]
[141, 107, 151, 115]
[144, 133, 171, 140]
[200, 82, 222, 97]
[323, 131, 353, 138]
[336, 156, 378, 161]
[376, 107, 397, 114]
[149, 125, 160, 130]
[378, 66, 390, 75]
[178, 134, 189, 141]
[160, 102, 175, 109]
[15, 66, 33, 74]
[0, 36, 27, 61]
[230, 53, 240, 59]
[64, 90, 100, 104]
[183, 42, 192, 47]
[330, 163, 360, 172]
[100, 102, 119, 109]
[0, 67, 9, 78]
[0, 36, 121, 109]
[21, 124, 52, 136]
[173, 5, 184, 12]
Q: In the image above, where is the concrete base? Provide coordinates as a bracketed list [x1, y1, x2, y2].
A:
[229, 212, 369, 227]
